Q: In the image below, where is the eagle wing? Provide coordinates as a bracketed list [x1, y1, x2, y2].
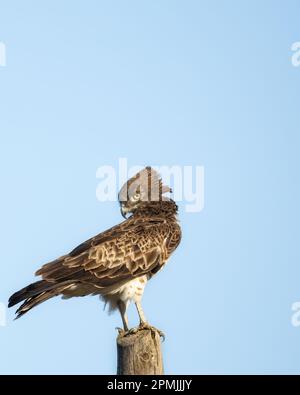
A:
[35, 217, 178, 288]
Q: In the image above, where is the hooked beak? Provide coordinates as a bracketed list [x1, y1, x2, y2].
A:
[120, 204, 128, 219]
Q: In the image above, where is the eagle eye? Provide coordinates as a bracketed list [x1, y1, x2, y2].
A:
[131, 191, 141, 203]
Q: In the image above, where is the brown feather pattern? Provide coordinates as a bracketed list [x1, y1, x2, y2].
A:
[9, 168, 181, 320]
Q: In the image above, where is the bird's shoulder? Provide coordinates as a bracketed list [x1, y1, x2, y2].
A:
[68, 215, 169, 258]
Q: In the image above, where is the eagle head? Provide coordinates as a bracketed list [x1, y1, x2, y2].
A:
[118, 167, 172, 218]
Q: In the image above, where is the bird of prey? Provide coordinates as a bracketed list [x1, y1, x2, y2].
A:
[8, 167, 181, 334]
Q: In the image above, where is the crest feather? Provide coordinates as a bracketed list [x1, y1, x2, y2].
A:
[118, 167, 171, 203]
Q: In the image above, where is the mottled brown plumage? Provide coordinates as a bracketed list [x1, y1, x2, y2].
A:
[8, 167, 181, 331]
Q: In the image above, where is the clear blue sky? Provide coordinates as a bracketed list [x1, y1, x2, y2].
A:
[1, 0, 300, 374]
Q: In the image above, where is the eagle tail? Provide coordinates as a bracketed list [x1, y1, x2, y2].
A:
[8, 280, 71, 318]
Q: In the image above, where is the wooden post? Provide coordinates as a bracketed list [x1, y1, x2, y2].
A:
[117, 328, 164, 375]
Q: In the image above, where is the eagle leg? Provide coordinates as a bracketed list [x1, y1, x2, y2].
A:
[135, 301, 147, 325]
[136, 301, 165, 339]
[117, 300, 129, 332]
